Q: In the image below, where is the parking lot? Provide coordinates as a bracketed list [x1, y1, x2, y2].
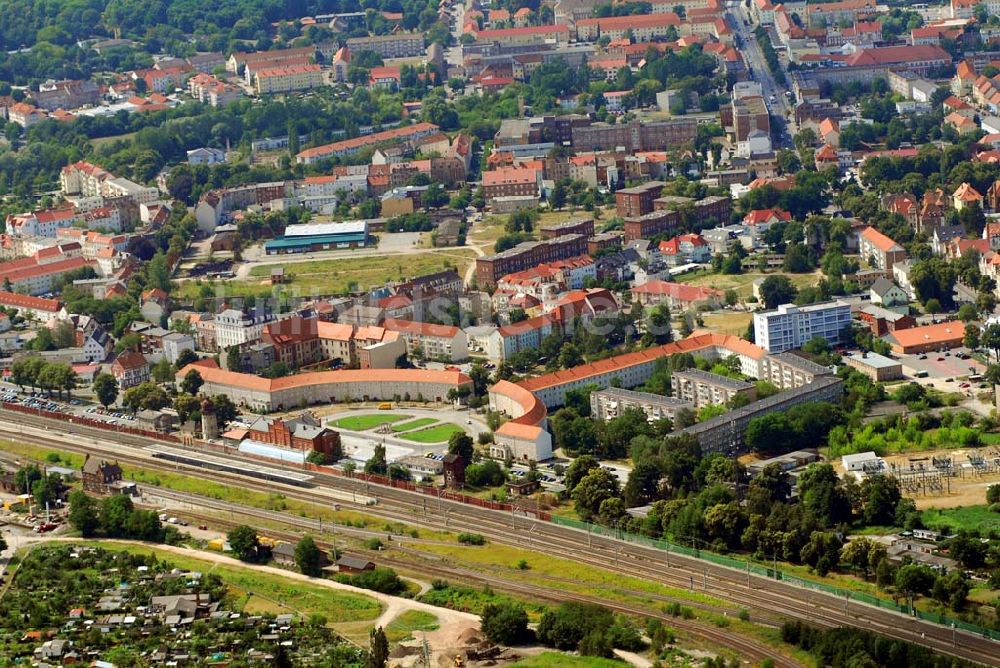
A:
[897, 348, 985, 380]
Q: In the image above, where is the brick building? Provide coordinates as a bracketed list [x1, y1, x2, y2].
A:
[616, 182, 664, 218]
[475, 234, 589, 288]
[246, 413, 341, 459]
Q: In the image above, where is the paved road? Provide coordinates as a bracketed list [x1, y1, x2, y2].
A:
[728, 3, 795, 148]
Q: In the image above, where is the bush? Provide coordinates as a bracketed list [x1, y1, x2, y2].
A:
[363, 538, 384, 550]
[458, 532, 486, 545]
[338, 567, 406, 595]
[480, 601, 530, 645]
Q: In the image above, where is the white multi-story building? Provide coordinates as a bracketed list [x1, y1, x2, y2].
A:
[214, 309, 274, 351]
[753, 301, 853, 353]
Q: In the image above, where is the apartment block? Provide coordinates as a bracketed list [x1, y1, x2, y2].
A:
[615, 182, 664, 218]
[346, 33, 426, 58]
[572, 119, 698, 152]
[590, 387, 694, 423]
[475, 234, 589, 288]
[383, 319, 469, 362]
[680, 376, 844, 455]
[752, 300, 853, 353]
[670, 369, 756, 408]
[757, 352, 833, 390]
[858, 226, 907, 273]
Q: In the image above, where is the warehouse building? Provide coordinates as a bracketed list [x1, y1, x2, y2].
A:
[264, 221, 369, 255]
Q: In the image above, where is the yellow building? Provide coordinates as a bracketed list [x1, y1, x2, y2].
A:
[254, 64, 325, 95]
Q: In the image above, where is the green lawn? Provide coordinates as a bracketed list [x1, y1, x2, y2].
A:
[384, 610, 440, 642]
[330, 413, 412, 430]
[399, 423, 465, 443]
[921, 505, 1000, 532]
[245, 249, 477, 294]
[510, 652, 627, 667]
[390, 417, 439, 433]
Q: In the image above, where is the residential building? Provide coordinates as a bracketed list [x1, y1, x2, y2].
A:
[254, 63, 325, 95]
[482, 167, 540, 204]
[187, 147, 227, 165]
[473, 24, 570, 45]
[757, 352, 833, 390]
[110, 350, 150, 389]
[383, 319, 469, 362]
[572, 118, 698, 152]
[858, 226, 907, 272]
[679, 376, 844, 454]
[630, 279, 723, 310]
[615, 182, 664, 218]
[870, 277, 909, 310]
[0, 291, 63, 323]
[670, 369, 756, 408]
[576, 13, 681, 41]
[590, 387, 694, 423]
[658, 234, 711, 265]
[81, 455, 123, 494]
[296, 123, 440, 164]
[475, 234, 589, 288]
[346, 32, 427, 59]
[214, 309, 275, 350]
[752, 300, 853, 353]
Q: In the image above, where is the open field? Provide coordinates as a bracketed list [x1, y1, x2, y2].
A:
[330, 413, 411, 430]
[699, 310, 753, 336]
[921, 505, 1000, 532]
[246, 249, 477, 294]
[90, 131, 137, 148]
[681, 270, 821, 299]
[391, 417, 439, 433]
[399, 423, 465, 443]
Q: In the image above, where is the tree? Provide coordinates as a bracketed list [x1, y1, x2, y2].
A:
[572, 468, 620, 521]
[447, 431, 474, 462]
[797, 463, 852, 527]
[122, 382, 168, 412]
[67, 489, 99, 537]
[895, 563, 937, 596]
[758, 275, 798, 309]
[623, 461, 662, 507]
[175, 348, 199, 369]
[860, 475, 902, 526]
[210, 394, 238, 428]
[564, 455, 599, 492]
[481, 602, 529, 645]
[365, 627, 389, 668]
[550, 181, 567, 210]
[799, 531, 842, 576]
[465, 460, 506, 487]
[226, 346, 242, 372]
[294, 535, 324, 576]
[365, 444, 388, 476]
[180, 369, 204, 396]
[559, 342, 583, 369]
[841, 537, 887, 579]
[228, 525, 261, 562]
[151, 358, 173, 383]
[100, 494, 135, 538]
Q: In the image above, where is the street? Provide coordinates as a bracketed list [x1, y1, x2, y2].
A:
[727, 2, 796, 148]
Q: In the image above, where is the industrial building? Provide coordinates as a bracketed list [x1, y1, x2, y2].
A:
[264, 221, 369, 255]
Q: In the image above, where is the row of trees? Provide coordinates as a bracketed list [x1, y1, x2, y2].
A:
[68, 490, 178, 543]
[9, 356, 77, 399]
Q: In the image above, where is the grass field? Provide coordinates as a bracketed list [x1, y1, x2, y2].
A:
[330, 413, 411, 430]
[699, 310, 753, 336]
[390, 417, 439, 433]
[399, 423, 465, 443]
[384, 610, 440, 642]
[510, 653, 626, 668]
[75, 542, 382, 624]
[245, 249, 477, 295]
[921, 505, 1000, 532]
[91, 131, 137, 148]
[682, 269, 821, 299]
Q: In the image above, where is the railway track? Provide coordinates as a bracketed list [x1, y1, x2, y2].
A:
[161, 502, 800, 667]
[1, 411, 997, 666]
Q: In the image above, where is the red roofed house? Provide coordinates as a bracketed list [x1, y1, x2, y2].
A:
[858, 226, 907, 273]
[946, 111, 979, 134]
[953, 59, 977, 95]
[658, 234, 711, 265]
[482, 167, 540, 204]
[111, 350, 150, 389]
[953, 182, 983, 211]
[743, 208, 792, 227]
[383, 319, 469, 362]
[631, 279, 724, 310]
[819, 118, 840, 147]
[0, 291, 63, 323]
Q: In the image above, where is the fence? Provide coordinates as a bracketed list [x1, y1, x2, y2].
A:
[550, 515, 1000, 642]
